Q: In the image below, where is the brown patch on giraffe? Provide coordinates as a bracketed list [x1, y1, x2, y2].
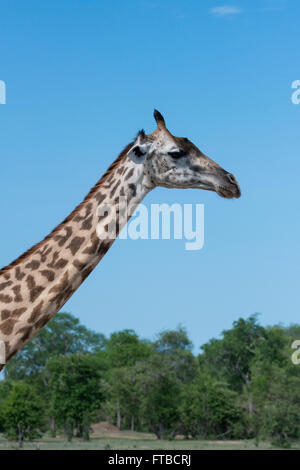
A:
[125, 168, 134, 180]
[53, 226, 73, 247]
[0, 318, 16, 335]
[0, 294, 12, 303]
[12, 285, 23, 302]
[40, 269, 56, 282]
[52, 286, 75, 307]
[46, 252, 59, 268]
[0, 307, 27, 327]
[26, 275, 45, 303]
[117, 165, 125, 176]
[54, 258, 68, 269]
[17, 325, 34, 343]
[25, 259, 40, 270]
[48, 271, 74, 306]
[28, 300, 44, 323]
[67, 237, 85, 256]
[95, 192, 106, 204]
[0, 281, 13, 291]
[47, 252, 68, 270]
[15, 267, 26, 281]
[37, 245, 53, 263]
[0, 308, 27, 321]
[73, 260, 86, 271]
[3, 273, 10, 280]
[83, 232, 100, 255]
[73, 203, 93, 222]
[1, 310, 10, 321]
[49, 271, 69, 294]
[129, 183, 137, 197]
[12, 307, 27, 317]
[110, 181, 120, 198]
[81, 215, 93, 231]
[120, 186, 125, 197]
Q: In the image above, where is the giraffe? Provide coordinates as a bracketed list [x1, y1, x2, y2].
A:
[0, 110, 241, 370]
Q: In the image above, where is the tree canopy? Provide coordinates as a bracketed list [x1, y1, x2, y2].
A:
[1, 312, 299, 447]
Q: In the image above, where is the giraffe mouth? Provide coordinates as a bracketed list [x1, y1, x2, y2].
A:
[197, 171, 241, 199]
[215, 184, 241, 199]
[159, 173, 241, 199]
[162, 181, 241, 199]
[188, 181, 241, 199]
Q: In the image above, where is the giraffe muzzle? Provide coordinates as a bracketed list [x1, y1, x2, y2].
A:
[215, 172, 241, 199]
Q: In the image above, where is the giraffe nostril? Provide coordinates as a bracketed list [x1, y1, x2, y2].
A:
[225, 172, 241, 197]
[227, 173, 237, 184]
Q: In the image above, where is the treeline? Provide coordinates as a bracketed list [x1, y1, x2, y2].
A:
[0, 313, 299, 448]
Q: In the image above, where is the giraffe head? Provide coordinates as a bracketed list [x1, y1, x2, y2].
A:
[127, 110, 241, 199]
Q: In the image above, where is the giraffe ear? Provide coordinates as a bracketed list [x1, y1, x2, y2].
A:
[127, 130, 152, 164]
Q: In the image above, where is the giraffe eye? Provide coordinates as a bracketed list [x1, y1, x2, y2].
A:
[168, 150, 186, 159]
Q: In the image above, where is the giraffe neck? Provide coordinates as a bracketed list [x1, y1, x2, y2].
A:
[0, 146, 153, 366]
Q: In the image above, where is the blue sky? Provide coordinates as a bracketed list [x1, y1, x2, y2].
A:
[0, 0, 299, 352]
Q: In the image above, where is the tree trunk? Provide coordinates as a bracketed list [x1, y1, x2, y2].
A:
[50, 417, 56, 438]
[248, 396, 254, 416]
[65, 420, 74, 442]
[76, 423, 83, 438]
[117, 401, 121, 431]
[18, 423, 23, 448]
[152, 423, 164, 440]
[131, 416, 135, 432]
[83, 422, 90, 441]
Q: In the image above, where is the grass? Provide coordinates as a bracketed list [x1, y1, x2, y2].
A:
[0, 422, 298, 450]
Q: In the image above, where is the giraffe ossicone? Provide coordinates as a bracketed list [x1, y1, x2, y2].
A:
[0, 110, 241, 369]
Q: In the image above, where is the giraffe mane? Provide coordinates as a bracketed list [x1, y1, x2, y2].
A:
[0, 141, 134, 275]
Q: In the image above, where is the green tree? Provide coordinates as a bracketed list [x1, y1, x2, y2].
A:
[200, 315, 264, 391]
[154, 326, 198, 384]
[154, 326, 193, 354]
[46, 353, 106, 440]
[249, 326, 300, 447]
[105, 365, 142, 431]
[179, 372, 241, 439]
[199, 314, 265, 427]
[104, 329, 153, 430]
[104, 329, 152, 368]
[135, 355, 180, 439]
[2, 382, 44, 447]
[0, 380, 13, 433]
